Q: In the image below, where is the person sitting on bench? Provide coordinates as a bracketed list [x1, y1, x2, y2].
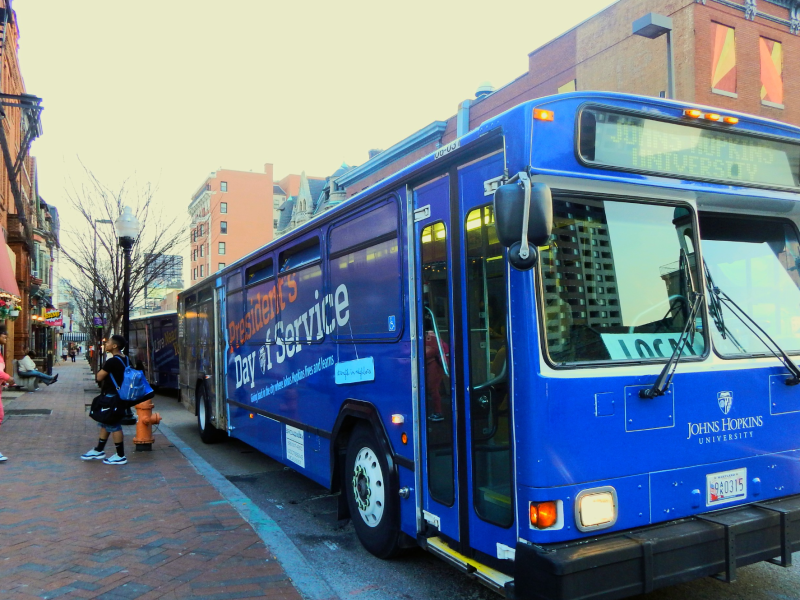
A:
[19, 351, 58, 386]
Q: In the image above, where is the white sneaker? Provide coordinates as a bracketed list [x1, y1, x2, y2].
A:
[81, 448, 105, 461]
[0, 452, 6, 462]
[103, 454, 127, 465]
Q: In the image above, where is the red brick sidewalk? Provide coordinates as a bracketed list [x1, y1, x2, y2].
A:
[0, 360, 303, 600]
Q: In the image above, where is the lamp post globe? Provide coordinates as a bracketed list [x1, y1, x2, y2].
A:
[114, 206, 141, 243]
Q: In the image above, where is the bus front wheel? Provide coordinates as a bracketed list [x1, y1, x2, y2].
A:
[197, 384, 220, 444]
[345, 423, 401, 559]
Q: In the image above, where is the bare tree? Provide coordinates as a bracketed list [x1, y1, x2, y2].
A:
[60, 165, 187, 341]
[58, 278, 94, 333]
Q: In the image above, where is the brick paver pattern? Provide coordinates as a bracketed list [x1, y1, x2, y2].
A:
[0, 360, 302, 600]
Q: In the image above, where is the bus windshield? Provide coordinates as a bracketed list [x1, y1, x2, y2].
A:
[700, 214, 800, 356]
[541, 198, 705, 364]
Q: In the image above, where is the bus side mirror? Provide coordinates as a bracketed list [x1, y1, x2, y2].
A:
[493, 174, 552, 270]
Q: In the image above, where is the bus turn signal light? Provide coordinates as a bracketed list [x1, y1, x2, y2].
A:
[704, 113, 722, 122]
[723, 116, 739, 125]
[683, 109, 702, 119]
[530, 501, 558, 529]
[533, 108, 555, 122]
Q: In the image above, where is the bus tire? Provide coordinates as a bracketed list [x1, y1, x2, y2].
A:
[196, 384, 220, 444]
[345, 423, 401, 559]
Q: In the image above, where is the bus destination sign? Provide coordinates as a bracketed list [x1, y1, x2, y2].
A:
[580, 108, 800, 189]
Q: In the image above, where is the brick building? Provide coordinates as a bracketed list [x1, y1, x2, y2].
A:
[340, 0, 800, 196]
[188, 167, 275, 284]
[0, 2, 45, 367]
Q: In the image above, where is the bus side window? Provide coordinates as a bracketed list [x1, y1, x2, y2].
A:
[244, 257, 278, 345]
[226, 280, 245, 352]
[329, 200, 402, 340]
[278, 237, 323, 344]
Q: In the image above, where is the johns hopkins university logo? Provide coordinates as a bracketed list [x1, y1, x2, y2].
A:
[717, 391, 733, 415]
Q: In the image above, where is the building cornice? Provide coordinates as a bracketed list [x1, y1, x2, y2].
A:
[704, 0, 800, 33]
[188, 189, 212, 215]
[336, 121, 448, 188]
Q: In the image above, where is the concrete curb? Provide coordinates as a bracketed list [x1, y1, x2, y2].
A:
[158, 422, 340, 600]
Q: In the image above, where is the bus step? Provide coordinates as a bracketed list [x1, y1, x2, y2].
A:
[426, 536, 513, 597]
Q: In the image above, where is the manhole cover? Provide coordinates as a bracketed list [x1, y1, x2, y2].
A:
[5, 409, 52, 416]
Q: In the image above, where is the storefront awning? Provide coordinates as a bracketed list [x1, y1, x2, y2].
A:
[0, 244, 20, 298]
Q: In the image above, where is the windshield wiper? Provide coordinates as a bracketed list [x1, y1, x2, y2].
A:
[704, 263, 746, 353]
[705, 278, 800, 386]
[641, 250, 704, 399]
[640, 292, 704, 399]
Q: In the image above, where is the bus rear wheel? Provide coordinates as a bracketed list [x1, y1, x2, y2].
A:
[197, 384, 221, 444]
[345, 423, 401, 559]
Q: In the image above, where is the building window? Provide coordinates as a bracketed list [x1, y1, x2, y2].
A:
[760, 37, 783, 108]
[220, 202, 227, 213]
[200, 244, 204, 257]
[219, 262, 226, 270]
[219, 242, 226, 255]
[191, 230, 195, 243]
[711, 23, 737, 97]
[200, 265, 204, 277]
[220, 221, 227, 234]
[221, 181, 228, 192]
[193, 267, 197, 280]
[199, 224, 204, 236]
[192, 249, 196, 261]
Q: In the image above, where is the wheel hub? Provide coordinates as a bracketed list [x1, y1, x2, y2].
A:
[353, 465, 371, 510]
[351, 446, 385, 527]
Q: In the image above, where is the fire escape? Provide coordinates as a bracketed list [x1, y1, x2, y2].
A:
[0, 1, 44, 244]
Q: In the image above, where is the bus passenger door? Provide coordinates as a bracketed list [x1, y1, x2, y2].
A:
[459, 152, 517, 559]
[413, 175, 460, 542]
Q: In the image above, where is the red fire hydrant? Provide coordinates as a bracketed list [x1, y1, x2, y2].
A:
[133, 399, 162, 451]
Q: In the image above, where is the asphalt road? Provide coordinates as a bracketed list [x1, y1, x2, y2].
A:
[152, 391, 800, 600]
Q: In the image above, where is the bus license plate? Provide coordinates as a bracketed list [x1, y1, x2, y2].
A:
[706, 468, 747, 507]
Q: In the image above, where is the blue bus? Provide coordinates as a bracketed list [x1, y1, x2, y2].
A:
[130, 311, 180, 391]
[178, 91, 800, 599]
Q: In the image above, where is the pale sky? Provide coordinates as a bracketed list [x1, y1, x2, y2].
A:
[15, 0, 616, 285]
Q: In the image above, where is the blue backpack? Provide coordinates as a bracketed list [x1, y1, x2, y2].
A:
[108, 355, 154, 403]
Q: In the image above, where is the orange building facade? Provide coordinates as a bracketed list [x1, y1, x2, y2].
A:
[188, 166, 275, 284]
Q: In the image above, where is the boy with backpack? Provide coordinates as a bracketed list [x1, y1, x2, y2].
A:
[81, 335, 129, 465]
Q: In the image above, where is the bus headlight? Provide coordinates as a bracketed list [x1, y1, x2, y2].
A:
[575, 486, 618, 532]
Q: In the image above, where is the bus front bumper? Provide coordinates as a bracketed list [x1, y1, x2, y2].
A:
[513, 494, 800, 600]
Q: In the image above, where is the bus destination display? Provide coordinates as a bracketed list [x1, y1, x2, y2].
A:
[579, 108, 800, 189]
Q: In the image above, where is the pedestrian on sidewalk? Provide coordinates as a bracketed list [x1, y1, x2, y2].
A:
[19, 350, 58, 385]
[0, 326, 16, 462]
[69, 347, 76, 362]
[81, 334, 129, 466]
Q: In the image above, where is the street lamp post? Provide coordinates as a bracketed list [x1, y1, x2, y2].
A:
[632, 13, 676, 100]
[114, 206, 141, 348]
[115, 206, 141, 427]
